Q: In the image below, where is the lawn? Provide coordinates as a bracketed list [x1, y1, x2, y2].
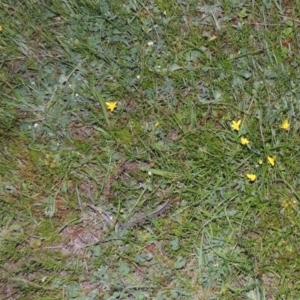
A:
[1, 1, 300, 299]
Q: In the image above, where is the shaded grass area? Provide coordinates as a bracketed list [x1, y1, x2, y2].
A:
[1, 0, 300, 299]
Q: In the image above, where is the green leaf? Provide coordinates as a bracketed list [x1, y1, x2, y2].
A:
[89, 87, 110, 127]
[119, 262, 130, 275]
[170, 238, 180, 251]
[169, 64, 182, 72]
[174, 256, 186, 269]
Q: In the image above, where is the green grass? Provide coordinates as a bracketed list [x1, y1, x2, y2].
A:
[1, 0, 300, 299]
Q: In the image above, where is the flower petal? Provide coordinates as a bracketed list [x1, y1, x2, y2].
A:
[231, 120, 241, 131]
[105, 101, 117, 112]
[267, 156, 276, 166]
[246, 174, 257, 182]
[241, 137, 250, 145]
[280, 119, 290, 130]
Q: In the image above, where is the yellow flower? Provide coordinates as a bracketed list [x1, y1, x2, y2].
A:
[258, 159, 263, 165]
[280, 119, 290, 130]
[246, 174, 257, 182]
[240, 137, 250, 145]
[155, 121, 160, 127]
[0, 26, 2, 32]
[231, 120, 241, 131]
[105, 101, 117, 112]
[267, 156, 276, 166]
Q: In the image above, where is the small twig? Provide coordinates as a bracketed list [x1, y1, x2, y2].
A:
[117, 200, 170, 230]
[87, 204, 113, 224]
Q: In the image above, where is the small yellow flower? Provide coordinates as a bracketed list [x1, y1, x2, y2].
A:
[267, 156, 276, 166]
[246, 174, 257, 182]
[240, 137, 250, 145]
[280, 119, 290, 130]
[258, 159, 263, 165]
[105, 101, 117, 112]
[155, 121, 160, 127]
[0, 26, 2, 32]
[231, 120, 241, 131]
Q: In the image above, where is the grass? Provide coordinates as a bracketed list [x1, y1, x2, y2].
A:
[1, 0, 300, 299]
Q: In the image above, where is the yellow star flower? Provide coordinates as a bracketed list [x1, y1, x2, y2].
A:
[231, 120, 241, 131]
[240, 137, 250, 145]
[267, 156, 276, 166]
[105, 101, 117, 112]
[280, 119, 290, 130]
[246, 174, 257, 182]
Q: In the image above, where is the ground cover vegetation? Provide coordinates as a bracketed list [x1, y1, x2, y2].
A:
[1, 0, 300, 299]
